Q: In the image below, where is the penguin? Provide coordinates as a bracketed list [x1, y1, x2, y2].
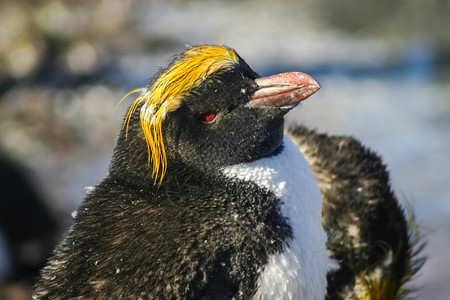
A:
[286, 125, 424, 299]
[34, 44, 329, 299]
[33, 44, 422, 299]
[0, 153, 59, 293]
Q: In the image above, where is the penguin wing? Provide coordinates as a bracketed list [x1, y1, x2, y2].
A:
[285, 123, 423, 300]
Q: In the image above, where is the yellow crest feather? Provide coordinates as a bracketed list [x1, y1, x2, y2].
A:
[120, 45, 239, 185]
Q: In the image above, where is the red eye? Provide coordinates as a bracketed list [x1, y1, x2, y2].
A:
[201, 111, 217, 123]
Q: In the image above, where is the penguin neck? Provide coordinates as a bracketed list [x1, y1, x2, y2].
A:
[220, 135, 319, 202]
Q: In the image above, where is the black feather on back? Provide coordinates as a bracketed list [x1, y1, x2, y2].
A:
[286, 124, 413, 300]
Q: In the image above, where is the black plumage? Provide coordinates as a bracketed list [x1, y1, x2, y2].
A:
[287, 124, 422, 299]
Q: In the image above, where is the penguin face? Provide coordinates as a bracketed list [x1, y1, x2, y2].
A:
[165, 65, 287, 171]
[115, 45, 320, 183]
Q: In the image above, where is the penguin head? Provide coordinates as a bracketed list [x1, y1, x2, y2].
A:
[113, 44, 320, 184]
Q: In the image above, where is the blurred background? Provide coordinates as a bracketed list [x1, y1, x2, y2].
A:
[0, 0, 449, 299]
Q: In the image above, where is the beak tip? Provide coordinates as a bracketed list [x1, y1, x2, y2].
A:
[311, 83, 321, 94]
[297, 72, 320, 88]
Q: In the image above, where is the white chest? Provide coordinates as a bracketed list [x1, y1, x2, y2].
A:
[221, 135, 329, 300]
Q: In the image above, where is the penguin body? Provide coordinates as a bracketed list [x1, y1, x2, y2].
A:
[34, 45, 327, 299]
[36, 161, 292, 299]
